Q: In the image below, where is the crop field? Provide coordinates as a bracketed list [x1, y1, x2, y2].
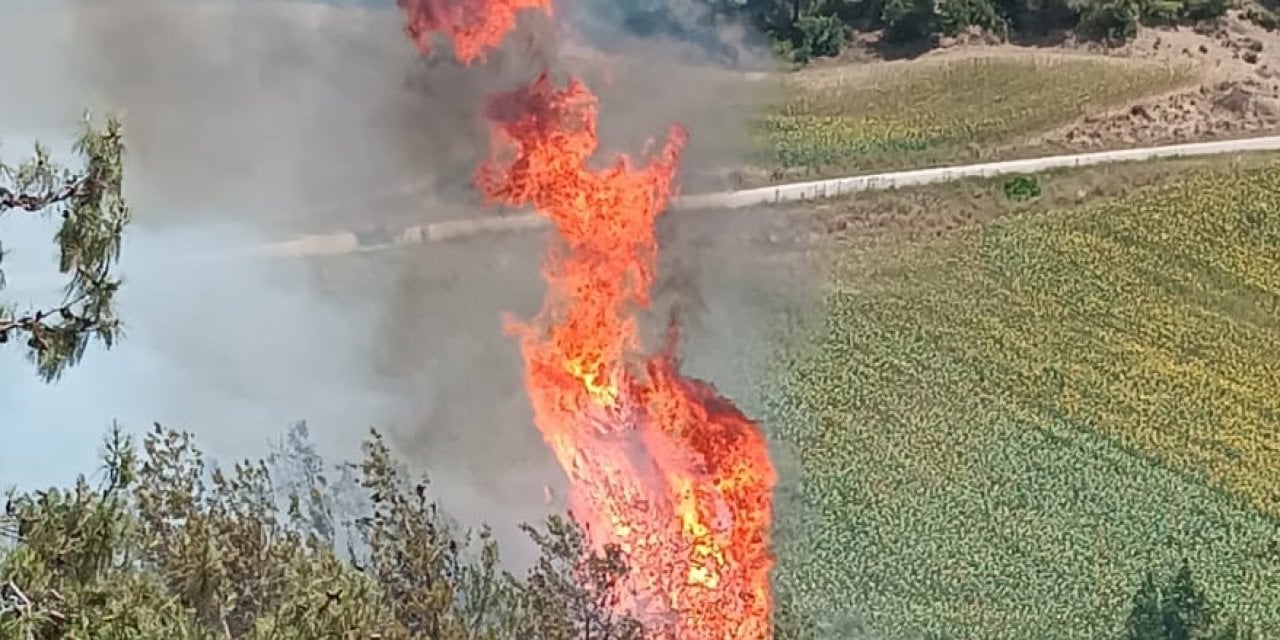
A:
[756, 56, 1193, 182]
[763, 164, 1280, 638]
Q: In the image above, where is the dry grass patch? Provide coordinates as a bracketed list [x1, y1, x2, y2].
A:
[749, 55, 1194, 184]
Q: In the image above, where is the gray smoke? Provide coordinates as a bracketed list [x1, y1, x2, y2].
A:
[0, 0, 788, 565]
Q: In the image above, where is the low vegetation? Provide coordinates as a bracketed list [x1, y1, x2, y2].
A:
[776, 151, 1280, 251]
[763, 162, 1280, 638]
[754, 56, 1191, 181]
[973, 168, 1280, 515]
[1001, 174, 1041, 201]
[0, 424, 653, 639]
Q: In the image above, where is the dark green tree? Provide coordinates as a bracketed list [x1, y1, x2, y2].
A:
[879, 0, 939, 42]
[1125, 559, 1256, 640]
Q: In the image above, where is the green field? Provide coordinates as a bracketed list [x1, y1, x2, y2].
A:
[756, 56, 1192, 182]
[764, 165, 1280, 638]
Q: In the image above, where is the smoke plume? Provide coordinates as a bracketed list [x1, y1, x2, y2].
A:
[0, 0, 788, 564]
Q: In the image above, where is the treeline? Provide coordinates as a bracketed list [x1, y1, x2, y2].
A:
[578, 0, 1257, 64]
[739, 0, 1239, 61]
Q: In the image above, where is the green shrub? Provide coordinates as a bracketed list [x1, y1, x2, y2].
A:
[1077, 0, 1140, 41]
[1178, 0, 1229, 21]
[796, 14, 847, 59]
[881, 0, 939, 42]
[772, 36, 805, 63]
[1136, 0, 1228, 25]
[771, 13, 847, 64]
[1002, 174, 1042, 201]
[1139, 0, 1184, 24]
[937, 0, 1010, 36]
[1245, 6, 1280, 30]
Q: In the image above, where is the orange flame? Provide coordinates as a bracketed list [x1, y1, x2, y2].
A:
[397, 4, 776, 638]
[396, 0, 551, 64]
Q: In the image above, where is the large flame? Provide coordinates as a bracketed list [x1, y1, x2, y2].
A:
[397, 3, 777, 638]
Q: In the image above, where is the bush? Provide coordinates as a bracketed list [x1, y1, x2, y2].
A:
[1178, 0, 1229, 21]
[1077, 0, 1141, 41]
[938, 0, 1011, 36]
[1135, 0, 1229, 26]
[1125, 560, 1258, 640]
[795, 14, 847, 60]
[1139, 0, 1185, 24]
[1002, 174, 1042, 201]
[881, 0, 939, 42]
[1245, 6, 1280, 30]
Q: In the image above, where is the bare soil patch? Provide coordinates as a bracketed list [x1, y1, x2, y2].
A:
[1026, 10, 1280, 150]
[780, 13, 1280, 168]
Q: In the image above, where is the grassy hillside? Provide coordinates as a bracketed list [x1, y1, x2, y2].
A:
[755, 56, 1193, 183]
[764, 164, 1280, 638]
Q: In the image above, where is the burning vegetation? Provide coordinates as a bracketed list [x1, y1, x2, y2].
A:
[394, 1, 778, 638]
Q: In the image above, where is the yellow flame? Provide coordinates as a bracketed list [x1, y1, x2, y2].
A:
[566, 357, 619, 406]
[687, 565, 720, 588]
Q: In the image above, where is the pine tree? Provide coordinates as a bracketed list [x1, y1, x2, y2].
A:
[1127, 572, 1166, 640]
[1124, 560, 1256, 640]
[0, 116, 129, 382]
[1162, 560, 1212, 640]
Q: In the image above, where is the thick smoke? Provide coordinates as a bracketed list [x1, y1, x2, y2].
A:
[0, 0, 791, 564]
[62, 0, 544, 235]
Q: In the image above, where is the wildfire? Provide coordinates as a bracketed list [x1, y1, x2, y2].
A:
[397, 0, 551, 63]
[396, 2, 777, 638]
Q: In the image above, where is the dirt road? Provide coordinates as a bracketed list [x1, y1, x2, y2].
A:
[255, 134, 1280, 257]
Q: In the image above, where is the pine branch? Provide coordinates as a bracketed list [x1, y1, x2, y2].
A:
[0, 581, 68, 629]
[0, 518, 17, 542]
[0, 178, 87, 213]
[0, 289, 105, 349]
[0, 263, 123, 380]
[0, 116, 129, 381]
